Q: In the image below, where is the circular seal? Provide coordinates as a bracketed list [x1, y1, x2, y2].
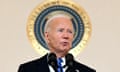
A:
[27, 0, 92, 57]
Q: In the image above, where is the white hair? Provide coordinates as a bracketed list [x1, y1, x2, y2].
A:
[44, 14, 72, 32]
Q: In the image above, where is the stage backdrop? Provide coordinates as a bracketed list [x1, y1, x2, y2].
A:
[0, 0, 120, 72]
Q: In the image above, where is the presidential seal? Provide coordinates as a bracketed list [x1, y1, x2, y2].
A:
[27, 0, 92, 57]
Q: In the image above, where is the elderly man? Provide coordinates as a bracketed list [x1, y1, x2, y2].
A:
[18, 14, 95, 72]
[44, 14, 74, 58]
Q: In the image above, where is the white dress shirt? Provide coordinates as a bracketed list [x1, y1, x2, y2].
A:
[49, 57, 68, 72]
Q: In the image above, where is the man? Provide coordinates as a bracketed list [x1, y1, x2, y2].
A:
[18, 14, 95, 72]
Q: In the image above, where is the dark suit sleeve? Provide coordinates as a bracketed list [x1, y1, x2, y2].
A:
[73, 61, 96, 72]
[18, 64, 26, 72]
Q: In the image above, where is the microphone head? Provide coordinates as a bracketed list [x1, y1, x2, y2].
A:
[65, 53, 74, 67]
[48, 53, 57, 67]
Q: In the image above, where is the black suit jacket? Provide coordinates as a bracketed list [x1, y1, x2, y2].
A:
[18, 54, 96, 72]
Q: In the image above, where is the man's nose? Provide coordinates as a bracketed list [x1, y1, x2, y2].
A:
[62, 32, 69, 39]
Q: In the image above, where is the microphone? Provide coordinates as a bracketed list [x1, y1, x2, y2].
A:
[47, 53, 58, 72]
[65, 53, 77, 72]
[65, 53, 74, 67]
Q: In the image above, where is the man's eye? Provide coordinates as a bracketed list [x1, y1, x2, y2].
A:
[58, 29, 63, 32]
[68, 30, 73, 34]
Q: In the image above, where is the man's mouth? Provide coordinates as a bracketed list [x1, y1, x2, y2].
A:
[61, 42, 69, 46]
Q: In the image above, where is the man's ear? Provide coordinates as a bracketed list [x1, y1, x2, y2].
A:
[44, 32, 49, 43]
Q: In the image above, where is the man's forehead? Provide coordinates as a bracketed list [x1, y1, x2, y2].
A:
[44, 12, 74, 33]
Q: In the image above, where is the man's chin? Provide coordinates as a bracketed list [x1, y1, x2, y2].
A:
[60, 48, 69, 53]
[58, 50, 69, 57]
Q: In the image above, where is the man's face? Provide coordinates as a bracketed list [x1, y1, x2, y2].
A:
[45, 17, 74, 54]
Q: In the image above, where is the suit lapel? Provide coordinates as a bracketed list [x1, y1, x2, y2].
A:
[37, 54, 50, 72]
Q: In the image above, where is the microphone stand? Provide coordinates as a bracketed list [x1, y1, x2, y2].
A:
[48, 53, 58, 72]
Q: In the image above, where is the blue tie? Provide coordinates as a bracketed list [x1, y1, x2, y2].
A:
[57, 58, 63, 72]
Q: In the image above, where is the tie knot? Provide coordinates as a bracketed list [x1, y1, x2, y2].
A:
[57, 58, 63, 72]
[57, 58, 63, 67]
[58, 58, 63, 63]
